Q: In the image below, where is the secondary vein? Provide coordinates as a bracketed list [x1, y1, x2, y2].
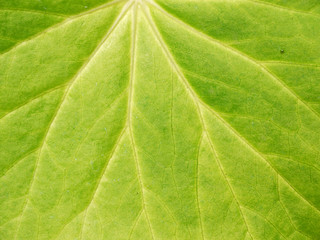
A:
[127, 1, 155, 239]
[13, 2, 133, 238]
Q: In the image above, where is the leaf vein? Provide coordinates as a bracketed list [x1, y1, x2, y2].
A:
[13, 3, 132, 238]
[54, 126, 127, 239]
[141, 4, 251, 239]
[0, 84, 67, 121]
[144, 0, 320, 229]
[128, 2, 155, 239]
[245, 0, 320, 18]
[147, 0, 320, 122]
[0, 0, 126, 56]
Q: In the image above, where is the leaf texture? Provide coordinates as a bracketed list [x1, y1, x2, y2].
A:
[0, 0, 320, 239]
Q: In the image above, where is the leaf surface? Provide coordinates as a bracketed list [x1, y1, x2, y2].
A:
[0, 0, 320, 239]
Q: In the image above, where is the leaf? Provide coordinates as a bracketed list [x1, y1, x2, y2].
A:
[1, 0, 320, 239]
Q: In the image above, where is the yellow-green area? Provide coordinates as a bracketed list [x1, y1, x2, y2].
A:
[1, 0, 320, 239]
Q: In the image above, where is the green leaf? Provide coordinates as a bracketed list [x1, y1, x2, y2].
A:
[1, 0, 320, 239]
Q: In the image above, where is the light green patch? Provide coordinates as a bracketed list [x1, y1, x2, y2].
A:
[1, 0, 320, 239]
